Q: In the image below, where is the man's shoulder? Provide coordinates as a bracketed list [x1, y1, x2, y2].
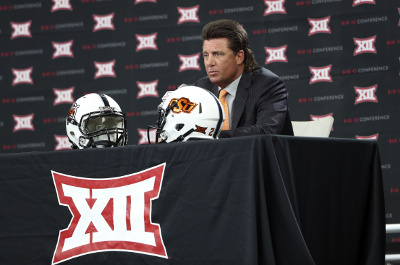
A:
[195, 76, 213, 88]
[245, 67, 285, 92]
[251, 66, 280, 81]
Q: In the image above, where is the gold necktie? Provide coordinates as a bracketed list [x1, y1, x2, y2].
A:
[219, 89, 230, 130]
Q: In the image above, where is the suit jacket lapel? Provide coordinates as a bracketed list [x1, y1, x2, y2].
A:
[209, 84, 219, 97]
[232, 72, 251, 129]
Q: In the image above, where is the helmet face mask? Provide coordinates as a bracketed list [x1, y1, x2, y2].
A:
[155, 100, 181, 143]
[66, 93, 128, 149]
[150, 86, 224, 143]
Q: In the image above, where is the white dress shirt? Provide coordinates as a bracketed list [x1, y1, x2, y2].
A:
[218, 75, 242, 128]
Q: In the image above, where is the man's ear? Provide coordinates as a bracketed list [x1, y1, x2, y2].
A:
[236, 50, 244, 64]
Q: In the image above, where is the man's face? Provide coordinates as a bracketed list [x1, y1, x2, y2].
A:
[202, 38, 244, 88]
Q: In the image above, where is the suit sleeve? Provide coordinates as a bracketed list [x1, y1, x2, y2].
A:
[219, 73, 293, 138]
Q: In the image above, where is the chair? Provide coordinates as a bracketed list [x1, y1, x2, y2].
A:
[291, 116, 334, 137]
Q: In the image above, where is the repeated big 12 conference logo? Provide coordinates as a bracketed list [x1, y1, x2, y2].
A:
[136, 33, 158, 51]
[178, 53, 201, 72]
[94, 60, 116, 79]
[265, 45, 288, 64]
[52, 41, 74, 59]
[12, 67, 33, 86]
[51, 163, 167, 264]
[13, 114, 34, 132]
[354, 84, 378, 104]
[353, 36, 377, 55]
[308, 16, 331, 36]
[93, 13, 115, 32]
[10, 21, 32, 39]
[264, 0, 286, 16]
[309, 65, 332, 84]
[177, 5, 200, 24]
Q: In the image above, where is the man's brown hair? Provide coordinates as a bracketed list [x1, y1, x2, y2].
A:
[201, 19, 258, 73]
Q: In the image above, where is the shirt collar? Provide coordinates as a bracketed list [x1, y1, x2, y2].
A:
[218, 75, 242, 97]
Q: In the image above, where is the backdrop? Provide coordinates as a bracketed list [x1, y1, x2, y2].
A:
[0, 0, 399, 255]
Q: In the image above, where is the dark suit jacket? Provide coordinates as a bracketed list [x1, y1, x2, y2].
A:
[195, 66, 294, 138]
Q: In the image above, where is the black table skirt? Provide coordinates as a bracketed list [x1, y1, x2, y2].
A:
[0, 135, 385, 265]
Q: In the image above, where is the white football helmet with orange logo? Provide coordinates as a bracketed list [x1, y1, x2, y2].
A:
[66, 93, 128, 149]
[151, 85, 224, 143]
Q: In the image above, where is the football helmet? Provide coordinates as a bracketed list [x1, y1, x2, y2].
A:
[150, 85, 224, 143]
[66, 93, 128, 149]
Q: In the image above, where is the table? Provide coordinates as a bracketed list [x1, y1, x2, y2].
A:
[0, 135, 385, 265]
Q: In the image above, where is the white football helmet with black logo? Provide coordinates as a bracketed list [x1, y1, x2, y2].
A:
[66, 93, 128, 149]
[150, 85, 224, 143]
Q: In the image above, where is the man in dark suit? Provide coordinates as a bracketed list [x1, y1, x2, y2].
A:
[195, 19, 294, 138]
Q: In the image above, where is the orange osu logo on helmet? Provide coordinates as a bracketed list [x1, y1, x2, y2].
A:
[67, 103, 79, 121]
[68, 108, 75, 117]
[168, 97, 198, 114]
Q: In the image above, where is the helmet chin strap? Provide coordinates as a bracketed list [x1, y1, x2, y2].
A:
[150, 101, 179, 144]
[170, 128, 195, 143]
[69, 140, 79, 149]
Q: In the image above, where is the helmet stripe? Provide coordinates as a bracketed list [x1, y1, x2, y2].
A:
[99, 94, 110, 107]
